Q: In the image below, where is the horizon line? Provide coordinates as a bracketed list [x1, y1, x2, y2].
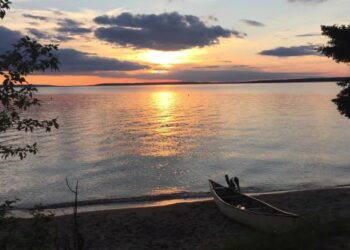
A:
[27, 76, 350, 87]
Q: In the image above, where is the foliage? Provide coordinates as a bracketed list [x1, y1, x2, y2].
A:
[0, 2, 60, 159]
[0, 0, 11, 19]
[0, 200, 17, 250]
[30, 209, 55, 249]
[0, 3, 87, 249]
[225, 217, 350, 250]
[319, 24, 350, 119]
[0, 200, 56, 250]
[332, 80, 350, 118]
[319, 24, 350, 64]
[0, 198, 87, 250]
[21, 207, 55, 250]
[0, 199, 17, 218]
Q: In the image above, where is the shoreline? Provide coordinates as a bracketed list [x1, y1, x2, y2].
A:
[13, 185, 350, 218]
[74, 185, 350, 217]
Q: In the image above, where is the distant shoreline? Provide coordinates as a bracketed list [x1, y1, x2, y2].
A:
[30, 76, 350, 87]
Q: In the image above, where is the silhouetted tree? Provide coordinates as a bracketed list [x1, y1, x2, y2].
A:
[0, 0, 11, 19]
[0, 1, 60, 159]
[319, 24, 350, 118]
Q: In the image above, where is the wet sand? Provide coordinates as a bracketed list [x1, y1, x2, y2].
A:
[51, 187, 350, 250]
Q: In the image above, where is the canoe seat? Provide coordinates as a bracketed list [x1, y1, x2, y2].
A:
[220, 195, 241, 199]
[248, 207, 281, 214]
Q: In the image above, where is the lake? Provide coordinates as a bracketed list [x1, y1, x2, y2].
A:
[1, 82, 349, 207]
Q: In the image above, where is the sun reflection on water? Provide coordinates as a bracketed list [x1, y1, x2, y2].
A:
[150, 91, 179, 156]
[154, 92, 174, 111]
[152, 91, 176, 133]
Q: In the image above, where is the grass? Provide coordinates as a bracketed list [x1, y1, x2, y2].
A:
[224, 217, 350, 250]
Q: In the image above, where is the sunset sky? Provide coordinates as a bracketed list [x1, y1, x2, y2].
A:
[1, 0, 350, 85]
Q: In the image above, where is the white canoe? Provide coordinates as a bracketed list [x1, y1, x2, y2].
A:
[209, 180, 299, 233]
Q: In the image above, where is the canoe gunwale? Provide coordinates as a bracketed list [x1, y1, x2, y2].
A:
[209, 179, 299, 218]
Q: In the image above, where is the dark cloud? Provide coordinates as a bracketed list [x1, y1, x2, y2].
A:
[22, 14, 48, 21]
[259, 45, 319, 57]
[192, 64, 256, 70]
[27, 18, 92, 41]
[193, 65, 221, 69]
[27, 28, 73, 42]
[52, 10, 64, 16]
[202, 15, 218, 23]
[241, 19, 265, 27]
[288, 0, 328, 3]
[295, 33, 321, 37]
[56, 18, 91, 35]
[166, 0, 184, 3]
[0, 26, 147, 73]
[27, 28, 49, 39]
[55, 49, 148, 73]
[131, 68, 315, 82]
[0, 26, 21, 53]
[28, 21, 40, 26]
[170, 70, 313, 82]
[94, 12, 245, 51]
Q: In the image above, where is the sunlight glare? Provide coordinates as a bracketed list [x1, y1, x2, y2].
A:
[140, 50, 197, 67]
[154, 92, 175, 111]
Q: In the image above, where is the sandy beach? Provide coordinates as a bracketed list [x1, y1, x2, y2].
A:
[45, 187, 350, 250]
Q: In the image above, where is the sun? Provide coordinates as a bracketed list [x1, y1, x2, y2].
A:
[139, 49, 203, 67]
[140, 51, 188, 66]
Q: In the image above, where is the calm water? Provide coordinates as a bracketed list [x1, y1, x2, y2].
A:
[1, 83, 350, 207]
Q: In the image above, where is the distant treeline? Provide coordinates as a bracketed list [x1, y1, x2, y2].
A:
[240, 77, 350, 84]
[95, 76, 350, 86]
